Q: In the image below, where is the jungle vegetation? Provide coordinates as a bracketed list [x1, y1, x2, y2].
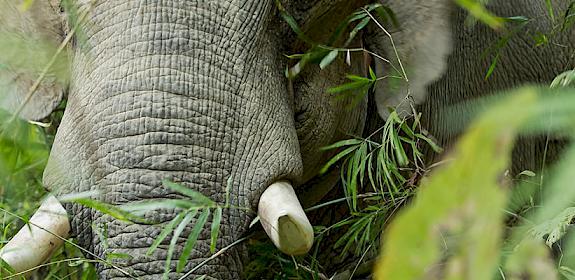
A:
[0, 0, 575, 279]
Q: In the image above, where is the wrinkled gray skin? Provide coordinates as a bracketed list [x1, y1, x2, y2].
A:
[421, 1, 575, 173]
[2, 0, 574, 279]
[370, 0, 575, 173]
[41, 1, 368, 279]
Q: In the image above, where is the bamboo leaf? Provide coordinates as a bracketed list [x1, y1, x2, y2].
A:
[148, 212, 185, 256]
[177, 209, 210, 273]
[530, 207, 575, 247]
[72, 198, 149, 224]
[320, 145, 359, 174]
[210, 207, 223, 253]
[162, 181, 215, 207]
[320, 139, 362, 151]
[319, 50, 339, 69]
[348, 17, 371, 42]
[454, 0, 504, 29]
[274, 0, 313, 44]
[120, 199, 195, 214]
[545, 0, 555, 23]
[163, 210, 195, 280]
[374, 4, 400, 28]
[369, 66, 377, 81]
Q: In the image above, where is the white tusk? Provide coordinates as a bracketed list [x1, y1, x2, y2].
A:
[258, 181, 314, 255]
[0, 195, 70, 274]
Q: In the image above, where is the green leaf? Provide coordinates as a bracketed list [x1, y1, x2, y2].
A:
[72, 198, 149, 224]
[348, 17, 371, 43]
[369, 67, 377, 81]
[415, 133, 443, 153]
[106, 253, 133, 261]
[485, 53, 499, 80]
[560, 266, 575, 280]
[517, 170, 536, 178]
[348, 13, 368, 23]
[163, 210, 196, 280]
[320, 145, 359, 174]
[390, 128, 408, 167]
[376, 90, 537, 279]
[551, 70, 575, 88]
[503, 16, 530, 23]
[374, 4, 400, 28]
[530, 207, 575, 247]
[545, 0, 555, 23]
[320, 139, 362, 151]
[120, 199, 195, 214]
[275, 0, 313, 44]
[147, 212, 185, 255]
[562, 2, 575, 31]
[454, 0, 504, 29]
[327, 80, 372, 94]
[346, 75, 371, 82]
[210, 207, 223, 253]
[162, 181, 215, 207]
[177, 209, 210, 273]
[0, 258, 15, 277]
[319, 50, 338, 69]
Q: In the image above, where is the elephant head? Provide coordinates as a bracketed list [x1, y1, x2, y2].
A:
[0, 0, 379, 278]
[0, 0, 473, 277]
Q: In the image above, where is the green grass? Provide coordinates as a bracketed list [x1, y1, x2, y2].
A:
[1, 1, 575, 279]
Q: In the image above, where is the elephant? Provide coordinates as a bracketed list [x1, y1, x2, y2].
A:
[0, 0, 574, 279]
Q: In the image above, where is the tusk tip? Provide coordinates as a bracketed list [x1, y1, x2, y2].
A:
[277, 214, 313, 255]
[258, 181, 314, 256]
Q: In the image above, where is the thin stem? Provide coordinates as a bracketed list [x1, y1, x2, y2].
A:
[363, 8, 409, 82]
[9, 7, 89, 123]
[304, 193, 379, 212]
[1, 257, 99, 279]
[348, 243, 373, 280]
[177, 235, 249, 280]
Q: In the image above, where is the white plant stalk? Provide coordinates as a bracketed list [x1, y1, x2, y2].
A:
[0, 195, 70, 274]
[258, 181, 314, 255]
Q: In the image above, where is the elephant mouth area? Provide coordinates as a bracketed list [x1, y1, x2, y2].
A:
[89, 208, 247, 279]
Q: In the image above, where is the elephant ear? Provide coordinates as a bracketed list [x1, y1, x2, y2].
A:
[0, 0, 66, 121]
[368, 0, 453, 118]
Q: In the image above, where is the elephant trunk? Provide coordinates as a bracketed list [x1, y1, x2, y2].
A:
[42, 1, 304, 278]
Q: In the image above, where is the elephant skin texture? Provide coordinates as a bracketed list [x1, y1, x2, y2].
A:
[40, 0, 369, 279]
[3, 0, 573, 279]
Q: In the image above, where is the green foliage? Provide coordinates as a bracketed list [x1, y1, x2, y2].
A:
[326, 69, 384, 107]
[455, 0, 505, 29]
[244, 235, 328, 280]
[117, 180, 240, 279]
[471, 1, 575, 79]
[551, 69, 575, 88]
[375, 90, 534, 279]
[530, 207, 575, 247]
[317, 110, 441, 261]
[277, 1, 400, 80]
[504, 238, 557, 280]
[0, 1, 574, 280]
[373, 86, 575, 279]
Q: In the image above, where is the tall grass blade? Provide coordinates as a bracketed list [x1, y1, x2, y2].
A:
[177, 209, 210, 273]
